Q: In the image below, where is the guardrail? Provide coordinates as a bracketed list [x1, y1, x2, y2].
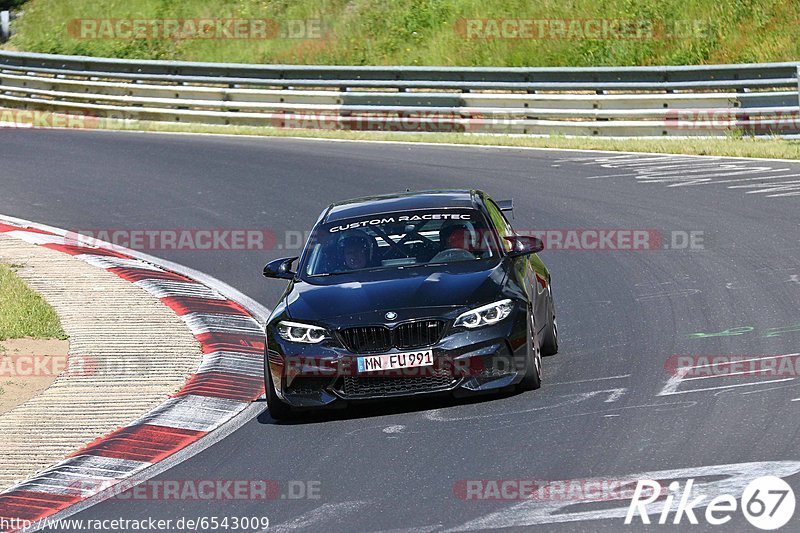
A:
[1, 50, 799, 136]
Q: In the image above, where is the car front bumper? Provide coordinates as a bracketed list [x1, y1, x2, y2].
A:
[265, 310, 529, 408]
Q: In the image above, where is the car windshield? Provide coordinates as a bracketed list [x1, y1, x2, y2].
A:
[302, 208, 500, 277]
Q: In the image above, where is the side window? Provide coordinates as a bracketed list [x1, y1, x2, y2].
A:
[486, 200, 515, 252]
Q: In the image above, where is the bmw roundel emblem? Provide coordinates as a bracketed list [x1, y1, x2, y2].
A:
[385, 311, 398, 321]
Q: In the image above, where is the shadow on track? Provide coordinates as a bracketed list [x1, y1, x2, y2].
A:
[255, 387, 523, 425]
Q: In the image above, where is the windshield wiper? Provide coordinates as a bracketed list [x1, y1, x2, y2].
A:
[307, 271, 343, 277]
[309, 259, 477, 277]
[308, 265, 406, 277]
[398, 262, 447, 269]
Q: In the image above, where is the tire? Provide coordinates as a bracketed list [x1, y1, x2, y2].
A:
[265, 363, 293, 421]
[517, 312, 542, 391]
[541, 288, 559, 356]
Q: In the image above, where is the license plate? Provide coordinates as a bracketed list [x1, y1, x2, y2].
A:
[357, 350, 433, 373]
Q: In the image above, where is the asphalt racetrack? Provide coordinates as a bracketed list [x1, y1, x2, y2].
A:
[2, 129, 800, 531]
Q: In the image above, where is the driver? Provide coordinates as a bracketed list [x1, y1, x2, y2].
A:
[439, 223, 475, 252]
[338, 231, 375, 270]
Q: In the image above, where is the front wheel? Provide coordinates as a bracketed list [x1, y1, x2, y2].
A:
[541, 314, 558, 356]
[541, 288, 559, 356]
[517, 312, 542, 391]
[265, 364, 293, 421]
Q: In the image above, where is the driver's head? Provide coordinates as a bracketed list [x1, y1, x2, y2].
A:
[440, 223, 474, 251]
[338, 231, 373, 270]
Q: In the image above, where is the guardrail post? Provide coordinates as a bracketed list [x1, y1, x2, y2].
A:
[0, 11, 10, 42]
[797, 66, 800, 110]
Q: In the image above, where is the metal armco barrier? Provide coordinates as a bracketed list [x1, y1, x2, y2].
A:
[1, 50, 799, 136]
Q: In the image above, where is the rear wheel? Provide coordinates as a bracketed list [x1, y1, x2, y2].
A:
[517, 312, 542, 391]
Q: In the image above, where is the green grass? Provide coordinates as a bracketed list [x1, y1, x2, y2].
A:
[0, 263, 67, 341]
[3, 0, 799, 66]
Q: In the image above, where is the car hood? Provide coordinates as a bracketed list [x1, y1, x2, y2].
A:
[285, 260, 508, 322]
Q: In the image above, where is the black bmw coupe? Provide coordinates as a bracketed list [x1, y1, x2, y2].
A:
[262, 190, 557, 419]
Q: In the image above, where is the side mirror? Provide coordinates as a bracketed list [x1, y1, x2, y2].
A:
[505, 235, 544, 257]
[263, 256, 298, 280]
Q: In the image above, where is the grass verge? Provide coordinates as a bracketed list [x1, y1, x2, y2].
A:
[60, 117, 800, 160]
[4, 106, 800, 158]
[0, 263, 67, 341]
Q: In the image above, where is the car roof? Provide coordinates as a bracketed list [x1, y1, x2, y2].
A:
[323, 190, 483, 223]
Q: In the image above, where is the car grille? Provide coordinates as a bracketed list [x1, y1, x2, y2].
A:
[340, 325, 393, 353]
[339, 368, 456, 398]
[340, 320, 445, 353]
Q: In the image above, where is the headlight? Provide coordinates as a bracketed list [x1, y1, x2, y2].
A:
[454, 299, 514, 329]
[276, 320, 329, 343]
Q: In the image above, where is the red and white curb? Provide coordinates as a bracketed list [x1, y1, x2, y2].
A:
[0, 215, 269, 532]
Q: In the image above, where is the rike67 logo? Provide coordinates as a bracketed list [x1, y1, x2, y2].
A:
[627, 475, 795, 530]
